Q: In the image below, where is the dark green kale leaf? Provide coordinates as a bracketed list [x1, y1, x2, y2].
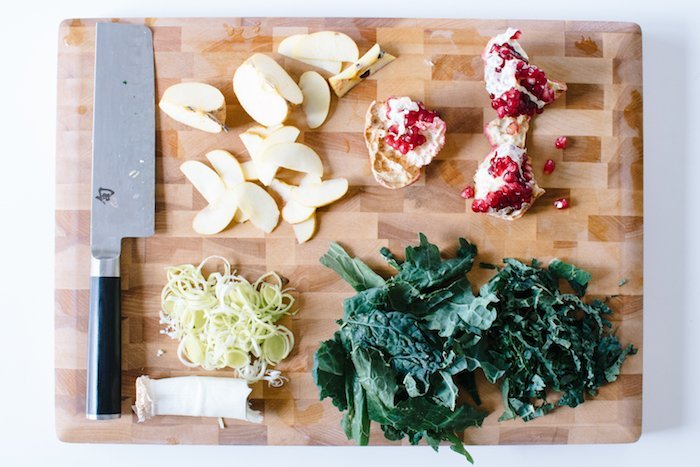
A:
[548, 258, 593, 296]
[312, 333, 349, 411]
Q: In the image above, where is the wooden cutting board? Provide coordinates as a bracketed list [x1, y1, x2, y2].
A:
[55, 17, 643, 445]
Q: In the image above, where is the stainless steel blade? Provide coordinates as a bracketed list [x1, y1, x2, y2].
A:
[91, 23, 155, 261]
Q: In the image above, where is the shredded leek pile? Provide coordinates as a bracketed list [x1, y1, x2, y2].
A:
[160, 256, 296, 386]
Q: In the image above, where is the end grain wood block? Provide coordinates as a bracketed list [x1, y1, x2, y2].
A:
[55, 17, 643, 446]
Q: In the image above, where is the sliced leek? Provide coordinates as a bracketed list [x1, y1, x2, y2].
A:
[160, 256, 296, 384]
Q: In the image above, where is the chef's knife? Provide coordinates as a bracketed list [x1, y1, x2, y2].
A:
[87, 23, 155, 420]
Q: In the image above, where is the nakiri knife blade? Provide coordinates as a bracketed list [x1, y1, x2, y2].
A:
[87, 22, 155, 420]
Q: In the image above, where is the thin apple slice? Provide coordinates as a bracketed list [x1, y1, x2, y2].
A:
[247, 54, 303, 104]
[239, 131, 265, 159]
[259, 143, 324, 184]
[233, 62, 289, 127]
[278, 35, 343, 74]
[269, 178, 316, 224]
[282, 201, 315, 224]
[180, 160, 226, 204]
[299, 71, 331, 129]
[291, 31, 359, 62]
[192, 189, 239, 235]
[241, 160, 258, 181]
[292, 212, 316, 244]
[205, 150, 245, 188]
[233, 182, 280, 233]
[255, 126, 302, 185]
[159, 82, 227, 133]
[329, 44, 396, 97]
[291, 178, 348, 208]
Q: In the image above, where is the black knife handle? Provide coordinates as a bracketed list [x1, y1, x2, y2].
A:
[86, 275, 121, 419]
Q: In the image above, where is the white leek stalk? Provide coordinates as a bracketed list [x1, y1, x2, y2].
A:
[133, 375, 263, 424]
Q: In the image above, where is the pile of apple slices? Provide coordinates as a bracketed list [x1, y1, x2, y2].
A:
[237, 124, 349, 242]
[181, 151, 279, 236]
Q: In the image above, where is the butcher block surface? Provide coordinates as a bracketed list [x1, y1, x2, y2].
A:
[55, 17, 643, 445]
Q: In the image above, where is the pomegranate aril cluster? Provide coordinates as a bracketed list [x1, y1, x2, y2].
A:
[472, 154, 534, 213]
[384, 102, 438, 155]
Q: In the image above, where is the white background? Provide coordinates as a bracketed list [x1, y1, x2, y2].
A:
[0, 0, 697, 465]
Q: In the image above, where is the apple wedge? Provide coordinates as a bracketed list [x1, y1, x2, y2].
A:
[233, 182, 280, 233]
[329, 44, 396, 97]
[233, 58, 291, 127]
[292, 213, 316, 244]
[278, 35, 343, 74]
[290, 178, 349, 208]
[299, 71, 331, 129]
[254, 126, 301, 185]
[291, 31, 359, 62]
[192, 188, 239, 235]
[180, 160, 226, 204]
[159, 82, 227, 133]
[239, 131, 265, 159]
[258, 143, 324, 184]
[205, 150, 245, 188]
[269, 179, 316, 224]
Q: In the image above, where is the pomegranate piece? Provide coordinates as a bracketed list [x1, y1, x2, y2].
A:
[553, 198, 569, 209]
[483, 29, 566, 118]
[472, 146, 539, 215]
[543, 159, 556, 174]
[555, 136, 568, 149]
[461, 186, 475, 199]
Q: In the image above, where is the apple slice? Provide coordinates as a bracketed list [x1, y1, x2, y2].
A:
[205, 150, 245, 188]
[192, 189, 239, 235]
[329, 44, 396, 97]
[283, 201, 315, 224]
[291, 32, 359, 62]
[159, 82, 227, 133]
[255, 126, 302, 185]
[247, 54, 303, 104]
[233, 182, 280, 233]
[233, 61, 289, 127]
[292, 212, 316, 244]
[241, 160, 258, 181]
[259, 143, 324, 183]
[239, 131, 265, 159]
[278, 35, 343, 74]
[269, 179, 316, 224]
[299, 71, 331, 129]
[291, 178, 348, 207]
[180, 160, 226, 204]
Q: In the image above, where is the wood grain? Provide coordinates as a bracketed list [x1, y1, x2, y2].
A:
[55, 17, 643, 446]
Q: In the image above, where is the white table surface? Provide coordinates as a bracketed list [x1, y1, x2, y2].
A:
[1, 0, 697, 465]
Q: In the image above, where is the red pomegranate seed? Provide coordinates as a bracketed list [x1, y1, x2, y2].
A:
[554, 198, 569, 209]
[555, 136, 568, 149]
[460, 186, 475, 199]
[543, 159, 556, 174]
